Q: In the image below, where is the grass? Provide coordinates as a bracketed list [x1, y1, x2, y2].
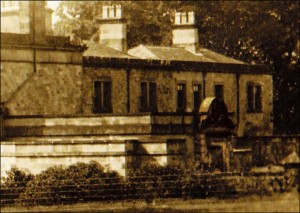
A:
[1, 189, 299, 213]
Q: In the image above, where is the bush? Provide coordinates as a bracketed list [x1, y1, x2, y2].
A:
[0, 167, 33, 205]
[19, 161, 123, 206]
[125, 165, 185, 201]
[2, 163, 297, 207]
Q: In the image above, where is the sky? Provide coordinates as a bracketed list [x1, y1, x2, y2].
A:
[47, 1, 60, 25]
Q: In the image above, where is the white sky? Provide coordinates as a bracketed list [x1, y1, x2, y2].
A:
[47, 1, 60, 25]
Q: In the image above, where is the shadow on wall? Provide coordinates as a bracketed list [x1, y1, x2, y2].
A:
[126, 140, 187, 175]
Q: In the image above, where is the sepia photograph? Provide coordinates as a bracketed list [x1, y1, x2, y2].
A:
[0, 1, 299, 212]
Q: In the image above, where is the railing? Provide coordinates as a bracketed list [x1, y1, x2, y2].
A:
[1, 171, 295, 207]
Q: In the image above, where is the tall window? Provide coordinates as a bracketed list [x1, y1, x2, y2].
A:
[177, 83, 186, 112]
[214, 84, 224, 100]
[113, 5, 117, 17]
[193, 84, 202, 111]
[140, 82, 157, 112]
[93, 80, 112, 113]
[247, 82, 262, 113]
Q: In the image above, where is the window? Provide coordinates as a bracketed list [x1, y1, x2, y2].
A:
[177, 83, 186, 112]
[113, 5, 117, 17]
[93, 81, 112, 113]
[214, 84, 224, 100]
[140, 82, 157, 112]
[193, 84, 202, 111]
[247, 82, 262, 113]
[107, 7, 110, 17]
[179, 12, 189, 24]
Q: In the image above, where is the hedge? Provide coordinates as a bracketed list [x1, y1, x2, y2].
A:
[0, 162, 298, 206]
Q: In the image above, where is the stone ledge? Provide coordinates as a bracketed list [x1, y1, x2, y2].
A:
[1, 153, 184, 157]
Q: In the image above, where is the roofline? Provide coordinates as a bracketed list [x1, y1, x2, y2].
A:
[84, 43, 134, 58]
[83, 56, 273, 75]
[1, 33, 86, 52]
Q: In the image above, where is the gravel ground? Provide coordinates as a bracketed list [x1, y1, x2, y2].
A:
[2, 189, 299, 213]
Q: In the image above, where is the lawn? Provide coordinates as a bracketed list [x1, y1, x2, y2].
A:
[2, 189, 299, 213]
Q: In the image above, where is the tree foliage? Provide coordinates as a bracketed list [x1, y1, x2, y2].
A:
[54, 1, 299, 134]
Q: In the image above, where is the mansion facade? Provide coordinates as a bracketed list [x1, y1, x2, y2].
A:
[1, 2, 273, 176]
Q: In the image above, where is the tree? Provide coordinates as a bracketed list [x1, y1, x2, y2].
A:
[53, 1, 299, 134]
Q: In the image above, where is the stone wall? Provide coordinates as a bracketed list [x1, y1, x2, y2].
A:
[1, 47, 83, 115]
[129, 69, 203, 113]
[82, 68, 128, 114]
[205, 73, 237, 114]
[1, 61, 34, 103]
[1, 135, 193, 178]
[4, 115, 152, 137]
[82, 66, 273, 136]
[6, 64, 83, 115]
[238, 74, 273, 136]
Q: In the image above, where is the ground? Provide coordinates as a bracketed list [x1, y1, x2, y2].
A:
[2, 189, 299, 212]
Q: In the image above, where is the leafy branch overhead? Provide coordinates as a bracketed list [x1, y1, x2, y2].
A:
[53, 1, 299, 134]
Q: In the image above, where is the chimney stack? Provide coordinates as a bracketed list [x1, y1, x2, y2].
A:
[97, 4, 127, 52]
[29, 1, 47, 44]
[172, 11, 199, 52]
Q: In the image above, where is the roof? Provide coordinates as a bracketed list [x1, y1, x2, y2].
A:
[83, 42, 134, 59]
[128, 45, 246, 64]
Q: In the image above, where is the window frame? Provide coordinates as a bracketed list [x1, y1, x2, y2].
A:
[193, 83, 202, 111]
[214, 83, 224, 101]
[140, 81, 157, 113]
[176, 82, 187, 112]
[93, 79, 112, 113]
[246, 82, 263, 113]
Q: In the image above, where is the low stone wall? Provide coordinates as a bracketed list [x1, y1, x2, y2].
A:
[4, 113, 195, 137]
[4, 115, 152, 137]
[238, 135, 300, 166]
[1, 135, 191, 178]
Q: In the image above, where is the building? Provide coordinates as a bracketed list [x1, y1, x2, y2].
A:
[1, 2, 273, 177]
[1, 1, 53, 35]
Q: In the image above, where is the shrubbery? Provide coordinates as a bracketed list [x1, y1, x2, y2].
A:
[125, 165, 185, 202]
[1, 162, 298, 206]
[18, 161, 122, 206]
[1, 167, 33, 205]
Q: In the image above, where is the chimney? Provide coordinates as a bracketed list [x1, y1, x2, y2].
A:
[172, 11, 199, 52]
[45, 6, 53, 35]
[97, 4, 127, 52]
[29, 1, 47, 44]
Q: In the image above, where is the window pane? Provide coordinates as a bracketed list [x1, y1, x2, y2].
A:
[140, 82, 148, 111]
[255, 85, 262, 112]
[177, 83, 186, 112]
[247, 84, 254, 112]
[93, 81, 102, 111]
[104, 81, 112, 112]
[149, 82, 157, 111]
[214, 84, 224, 100]
[193, 84, 202, 111]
